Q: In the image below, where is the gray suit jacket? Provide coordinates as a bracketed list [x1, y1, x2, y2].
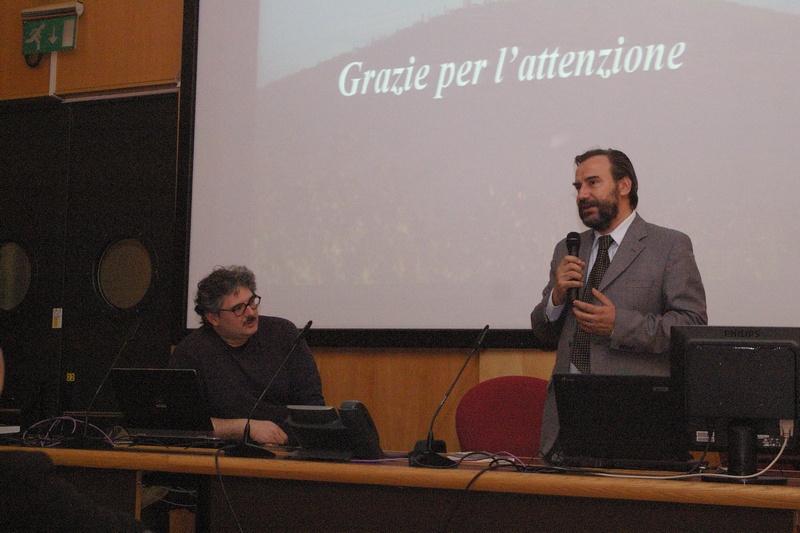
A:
[531, 214, 707, 455]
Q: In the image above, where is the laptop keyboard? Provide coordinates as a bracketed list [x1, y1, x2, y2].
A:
[115, 428, 223, 447]
[559, 455, 702, 472]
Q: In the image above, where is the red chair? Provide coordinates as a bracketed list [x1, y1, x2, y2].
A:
[455, 375, 548, 458]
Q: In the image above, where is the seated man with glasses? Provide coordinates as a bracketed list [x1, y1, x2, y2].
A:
[170, 265, 324, 445]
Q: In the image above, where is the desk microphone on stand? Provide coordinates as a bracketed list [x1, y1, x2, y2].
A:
[409, 325, 489, 468]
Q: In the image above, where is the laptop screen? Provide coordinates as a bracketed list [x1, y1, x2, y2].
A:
[110, 368, 214, 432]
[552, 373, 689, 467]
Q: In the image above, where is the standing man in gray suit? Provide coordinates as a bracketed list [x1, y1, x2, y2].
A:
[531, 148, 707, 457]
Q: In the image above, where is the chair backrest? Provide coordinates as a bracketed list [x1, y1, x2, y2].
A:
[455, 375, 548, 458]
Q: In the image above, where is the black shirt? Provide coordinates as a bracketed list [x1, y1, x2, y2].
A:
[169, 316, 325, 436]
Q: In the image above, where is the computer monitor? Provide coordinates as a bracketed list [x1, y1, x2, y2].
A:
[670, 325, 800, 483]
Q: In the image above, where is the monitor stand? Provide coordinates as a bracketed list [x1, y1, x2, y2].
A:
[702, 424, 787, 485]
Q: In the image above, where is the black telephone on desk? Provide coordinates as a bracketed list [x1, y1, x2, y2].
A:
[287, 400, 398, 462]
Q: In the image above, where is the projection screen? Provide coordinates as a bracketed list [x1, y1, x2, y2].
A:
[183, 0, 800, 341]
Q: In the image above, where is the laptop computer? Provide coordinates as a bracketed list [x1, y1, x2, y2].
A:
[110, 368, 221, 446]
[551, 373, 696, 471]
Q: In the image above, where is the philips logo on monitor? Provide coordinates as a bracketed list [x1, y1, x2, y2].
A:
[723, 329, 761, 339]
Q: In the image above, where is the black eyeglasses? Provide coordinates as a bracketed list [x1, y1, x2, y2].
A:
[218, 294, 261, 317]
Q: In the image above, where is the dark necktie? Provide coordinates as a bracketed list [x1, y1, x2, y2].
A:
[570, 234, 613, 373]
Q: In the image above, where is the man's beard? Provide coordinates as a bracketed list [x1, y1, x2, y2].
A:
[579, 194, 619, 232]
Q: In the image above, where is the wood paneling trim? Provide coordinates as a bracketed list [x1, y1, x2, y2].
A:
[315, 348, 479, 452]
[56, 0, 183, 94]
[19, 447, 800, 511]
[479, 349, 556, 382]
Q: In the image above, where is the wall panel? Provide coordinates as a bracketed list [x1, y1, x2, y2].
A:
[1, 0, 183, 100]
[57, 0, 183, 94]
[59, 93, 180, 413]
[0, 100, 70, 426]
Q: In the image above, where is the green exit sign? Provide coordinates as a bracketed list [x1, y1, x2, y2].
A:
[23, 15, 78, 55]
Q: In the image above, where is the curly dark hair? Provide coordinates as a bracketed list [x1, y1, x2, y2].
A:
[575, 148, 639, 209]
[194, 265, 257, 326]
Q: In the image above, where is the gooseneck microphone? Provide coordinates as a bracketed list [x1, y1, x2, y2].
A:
[225, 320, 313, 458]
[409, 325, 489, 468]
[565, 232, 581, 304]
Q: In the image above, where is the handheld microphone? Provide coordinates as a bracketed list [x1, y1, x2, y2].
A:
[409, 325, 489, 468]
[225, 320, 312, 458]
[565, 232, 581, 304]
[65, 316, 142, 449]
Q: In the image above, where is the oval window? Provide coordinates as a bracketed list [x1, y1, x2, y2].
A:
[97, 238, 153, 309]
[0, 242, 32, 312]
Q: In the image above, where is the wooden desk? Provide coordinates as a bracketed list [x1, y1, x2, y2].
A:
[6, 446, 800, 532]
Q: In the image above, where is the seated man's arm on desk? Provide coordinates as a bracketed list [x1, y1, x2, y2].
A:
[168, 344, 290, 445]
[211, 417, 288, 445]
